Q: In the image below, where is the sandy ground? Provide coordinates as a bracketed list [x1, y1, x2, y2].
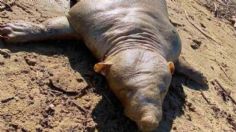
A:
[0, 0, 236, 131]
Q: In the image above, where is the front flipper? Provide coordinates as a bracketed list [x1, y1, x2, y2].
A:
[175, 56, 208, 85]
[0, 16, 78, 43]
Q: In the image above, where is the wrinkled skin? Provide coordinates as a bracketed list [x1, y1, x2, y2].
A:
[68, 0, 181, 61]
[0, 0, 207, 131]
[104, 49, 172, 131]
[68, 3, 181, 130]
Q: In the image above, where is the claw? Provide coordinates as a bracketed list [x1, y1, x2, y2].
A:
[0, 25, 5, 28]
[0, 35, 9, 40]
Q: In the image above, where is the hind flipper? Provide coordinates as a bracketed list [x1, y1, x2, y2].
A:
[175, 56, 208, 85]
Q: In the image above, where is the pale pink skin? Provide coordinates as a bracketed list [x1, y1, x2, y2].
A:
[0, 0, 207, 131]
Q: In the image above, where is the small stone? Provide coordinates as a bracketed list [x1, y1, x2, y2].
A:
[0, 61, 4, 65]
[2, 114, 12, 122]
[186, 102, 196, 112]
[24, 56, 37, 66]
[49, 104, 55, 109]
[0, 49, 11, 58]
[191, 39, 202, 49]
[14, 58, 18, 62]
[46, 104, 55, 116]
[21, 69, 30, 74]
[186, 114, 192, 121]
[200, 23, 206, 28]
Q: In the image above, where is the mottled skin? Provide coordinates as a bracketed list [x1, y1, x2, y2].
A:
[0, 0, 207, 131]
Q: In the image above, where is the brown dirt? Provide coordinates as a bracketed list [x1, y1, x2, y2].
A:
[0, 0, 236, 132]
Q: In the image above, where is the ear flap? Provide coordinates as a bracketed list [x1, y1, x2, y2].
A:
[168, 62, 175, 75]
[94, 62, 112, 76]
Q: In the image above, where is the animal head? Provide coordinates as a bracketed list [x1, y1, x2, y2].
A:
[94, 49, 174, 131]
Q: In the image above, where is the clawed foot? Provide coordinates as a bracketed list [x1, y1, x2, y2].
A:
[0, 21, 45, 43]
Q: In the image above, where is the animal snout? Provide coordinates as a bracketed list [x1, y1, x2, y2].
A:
[138, 108, 162, 132]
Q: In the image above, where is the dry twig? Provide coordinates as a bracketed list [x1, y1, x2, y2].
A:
[211, 79, 236, 105]
[200, 90, 213, 105]
[184, 10, 222, 45]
